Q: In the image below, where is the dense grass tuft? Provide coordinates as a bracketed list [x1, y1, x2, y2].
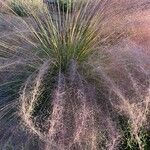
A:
[0, 0, 150, 149]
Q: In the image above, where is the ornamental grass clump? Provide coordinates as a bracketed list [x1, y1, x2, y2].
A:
[0, 0, 150, 149]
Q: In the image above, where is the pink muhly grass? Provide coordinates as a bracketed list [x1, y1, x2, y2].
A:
[0, 0, 150, 150]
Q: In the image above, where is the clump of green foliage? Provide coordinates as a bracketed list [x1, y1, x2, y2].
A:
[10, 0, 28, 17]
[59, 0, 73, 12]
